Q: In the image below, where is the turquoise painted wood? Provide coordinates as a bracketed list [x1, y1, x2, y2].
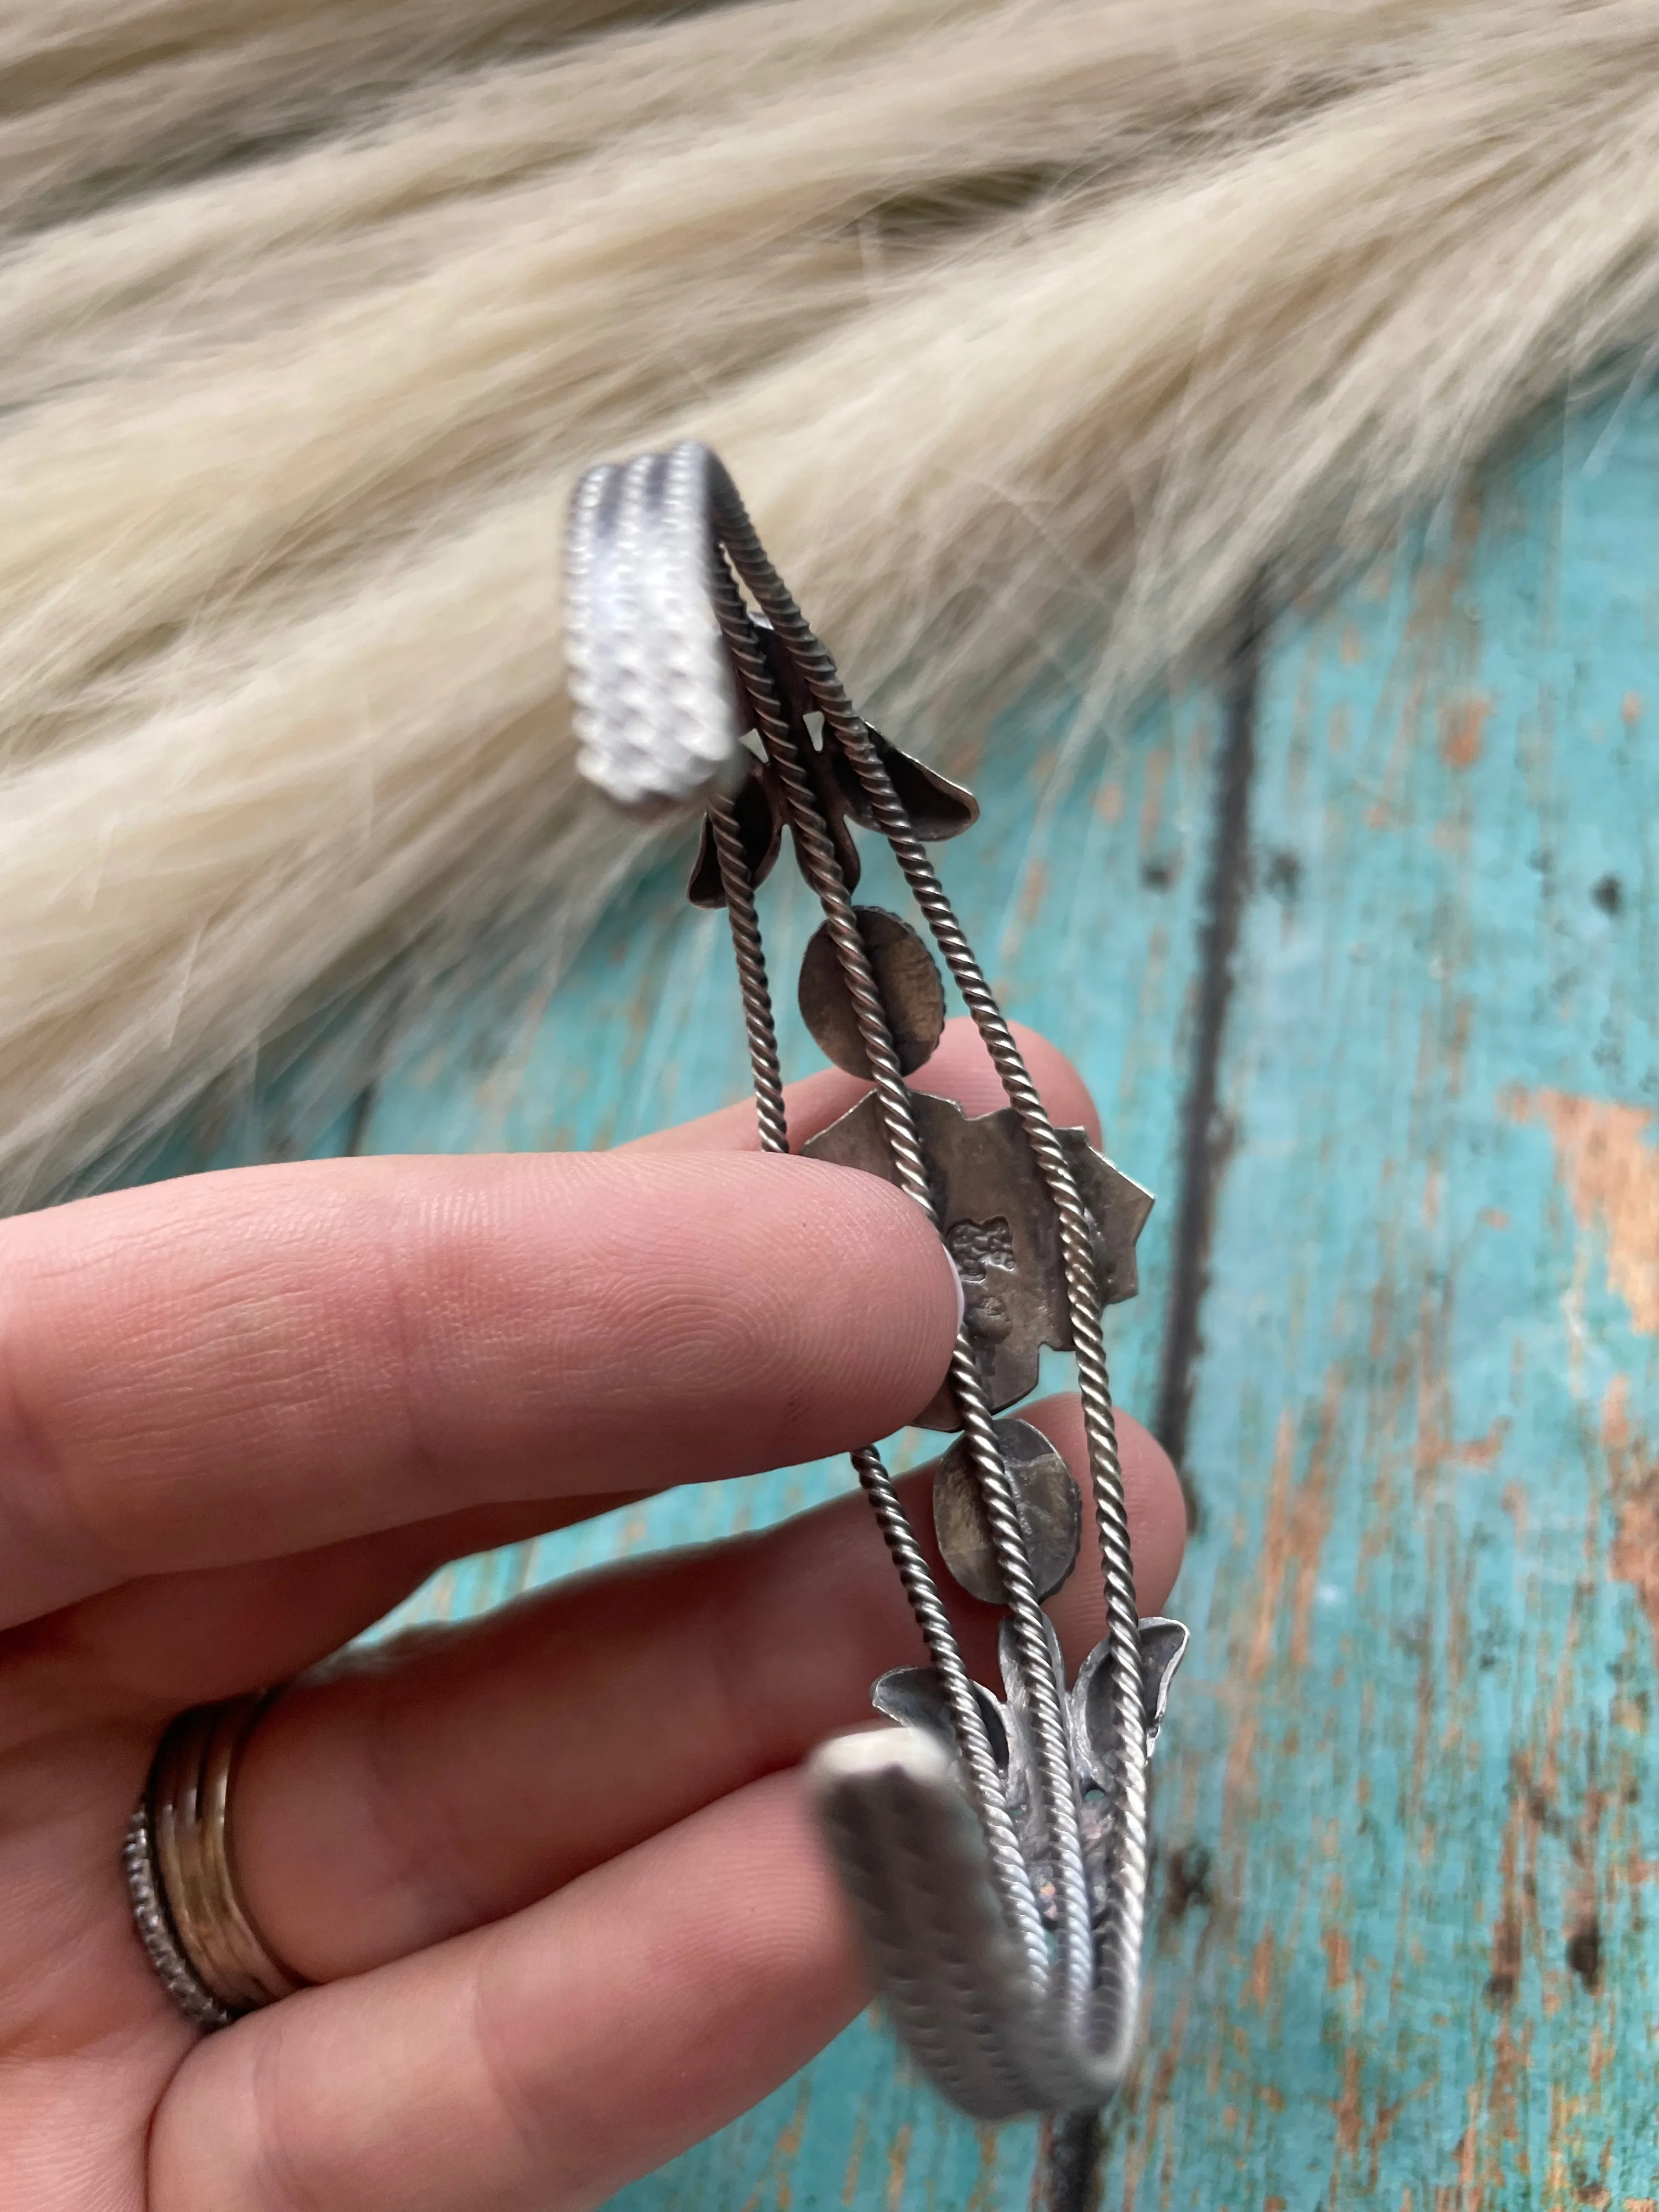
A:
[1100, 408, 1659, 2211]
[146, 389, 1659, 2207]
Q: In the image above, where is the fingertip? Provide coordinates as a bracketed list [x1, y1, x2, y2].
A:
[641, 1017, 1105, 1158]
[792, 1158, 963, 1436]
[1022, 1396, 1186, 1622]
[152, 1775, 867, 2212]
[918, 1018, 1102, 1144]
[1110, 1405, 1187, 1615]
[1008, 1021, 1103, 1148]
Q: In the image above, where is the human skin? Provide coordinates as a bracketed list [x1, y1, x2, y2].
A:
[0, 1019, 1184, 2211]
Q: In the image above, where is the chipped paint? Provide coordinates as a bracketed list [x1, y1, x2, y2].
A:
[1439, 696, 1491, 771]
[1098, 397, 1659, 2212]
[1511, 1090, 1659, 1333]
[840, 2114, 868, 2208]
[735, 2080, 812, 2212]
[1603, 1380, 1659, 1689]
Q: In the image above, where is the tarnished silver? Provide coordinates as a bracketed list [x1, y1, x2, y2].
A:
[871, 1612, 1190, 1931]
[565, 438, 1189, 2121]
[805, 1090, 1151, 1428]
[798, 908, 946, 1079]
[930, 1418, 1082, 1605]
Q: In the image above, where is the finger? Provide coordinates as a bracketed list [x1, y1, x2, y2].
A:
[0, 1148, 958, 1628]
[629, 1014, 1103, 1154]
[1022, 1396, 1187, 1636]
[2, 1014, 1097, 1653]
[228, 1403, 1183, 1980]
[152, 1774, 862, 2212]
[21, 1493, 650, 1718]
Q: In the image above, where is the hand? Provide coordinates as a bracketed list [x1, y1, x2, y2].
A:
[0, 1020, 1184, 2211]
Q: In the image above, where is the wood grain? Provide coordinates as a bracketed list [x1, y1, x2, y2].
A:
[1105, 399, 1659, 2212]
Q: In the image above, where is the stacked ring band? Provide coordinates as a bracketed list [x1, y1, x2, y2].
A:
[123, 1691, 306, 2028]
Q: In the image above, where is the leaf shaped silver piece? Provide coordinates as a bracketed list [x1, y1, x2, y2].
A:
[565, 439, 1189, 2120]
[872, 1612, 1190, 1930]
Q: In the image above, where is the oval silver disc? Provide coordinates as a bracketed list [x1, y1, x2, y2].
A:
[798, 906, 946, 1077]
[930, 1417, 1083, 1605]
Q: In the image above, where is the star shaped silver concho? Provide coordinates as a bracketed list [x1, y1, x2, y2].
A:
[802, 1090, 1152, 1431]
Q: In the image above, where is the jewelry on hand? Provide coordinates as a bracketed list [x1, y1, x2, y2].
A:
[124, 1692, 305, 2029]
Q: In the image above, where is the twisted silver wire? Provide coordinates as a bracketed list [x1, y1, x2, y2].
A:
[707, 792, 789, 1156]
[708, 584, 1097, 2035]
[943, 1341, 1093, 2016]
[697, 688, 1073, 2028]
[709, 547, 1093, 2030]
[838, 742, 1149, 2065]
[850, 1441, 1051, 1988]
[707, 563, 1049, 1976]
[707, 560, 934, 1210]
[831, 732, 1147, 2054]
[706, 464, 1142, 2064]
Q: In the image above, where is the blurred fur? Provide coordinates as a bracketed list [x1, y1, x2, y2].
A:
[2, 0, 1657, 1200]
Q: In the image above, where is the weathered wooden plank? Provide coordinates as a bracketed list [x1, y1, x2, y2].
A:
[1106, 397, 1659, 2210]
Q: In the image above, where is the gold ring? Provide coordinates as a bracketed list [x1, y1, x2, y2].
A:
[123, 1691, 307, 2027]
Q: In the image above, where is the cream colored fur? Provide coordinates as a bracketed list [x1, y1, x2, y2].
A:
[2, 0, 1656, 1201]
